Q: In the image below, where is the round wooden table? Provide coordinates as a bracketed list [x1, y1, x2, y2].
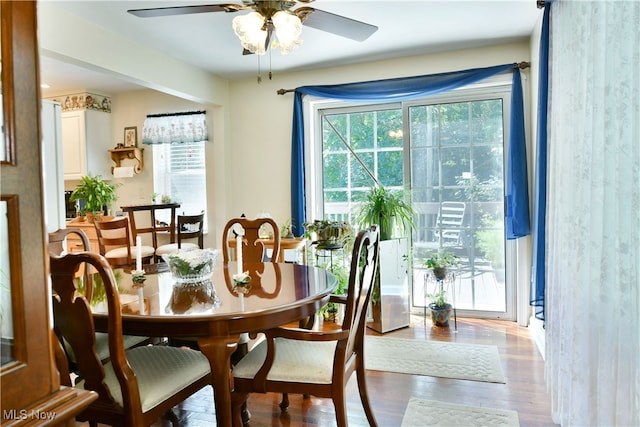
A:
[92, 260, 337, 427]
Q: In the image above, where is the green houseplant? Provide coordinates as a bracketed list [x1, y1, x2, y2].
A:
[353, 185, 414, 241]
[424, 250, 459, 326]
[303, 219, 353, 250]
[355, 186, 414, 333]
[69, 174, 119, 222]
[424, 250, 460, 280]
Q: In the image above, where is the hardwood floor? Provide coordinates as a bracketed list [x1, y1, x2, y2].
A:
[146, 315, 556, 426]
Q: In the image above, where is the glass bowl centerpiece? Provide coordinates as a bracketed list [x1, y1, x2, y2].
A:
[163, 248, 219, 285]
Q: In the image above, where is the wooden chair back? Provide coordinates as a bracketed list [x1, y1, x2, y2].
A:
[178, 211, 205, 249]
[222, 217, 281, 264]
[48, 228, 94, 301]
[231, 226, 380, 427]
[50, 251, 211, 426]
[94, 216, 134, 267]
[51, 251, 137, 421]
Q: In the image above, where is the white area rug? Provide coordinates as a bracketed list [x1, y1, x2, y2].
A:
[365, 336, 506, 383]
[401, 398, 520, 426]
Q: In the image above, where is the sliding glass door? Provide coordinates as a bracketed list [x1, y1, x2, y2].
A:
[314, 84, 515, 319]
[407, 92, 511, 316]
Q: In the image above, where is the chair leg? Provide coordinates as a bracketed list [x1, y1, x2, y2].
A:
[279, 393, 290, 412]
[356, 362, 378, 427]
[332, 392, 348, 427]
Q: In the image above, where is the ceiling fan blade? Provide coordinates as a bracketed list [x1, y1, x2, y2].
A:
[295, 7, 377, 42]
[128, 4, 245, 18]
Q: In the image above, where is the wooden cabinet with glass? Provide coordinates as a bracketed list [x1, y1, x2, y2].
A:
[1, 2, 97, 424]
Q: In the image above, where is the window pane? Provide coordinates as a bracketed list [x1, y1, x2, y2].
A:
[153, 141, 207, 227]
[350, 151, 374, 188]
[378, 110, 403, 148]
[378, 151, 403, 186]
[323, 115, 346, 152]
[323, 152, 347, 188]
[349, 112, 374, 150]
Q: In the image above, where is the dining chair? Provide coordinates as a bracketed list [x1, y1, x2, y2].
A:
[94, 216, 155, 268]
[48, 228, 150, 371]
[230, 226, 380, 427]
[50, 250, 212, 426]
[222, 216, 281, 265]
[155, 211, 205, 261]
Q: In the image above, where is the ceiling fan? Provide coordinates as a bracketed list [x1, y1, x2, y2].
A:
[128, 1, 378, 55]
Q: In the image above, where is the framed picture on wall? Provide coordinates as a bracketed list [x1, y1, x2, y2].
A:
[124, 126, 137, 148]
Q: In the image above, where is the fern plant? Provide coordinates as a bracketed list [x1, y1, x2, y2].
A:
[354, 186, 414, 241]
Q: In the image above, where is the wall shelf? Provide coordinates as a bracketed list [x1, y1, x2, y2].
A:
[109, 147, 144, 175]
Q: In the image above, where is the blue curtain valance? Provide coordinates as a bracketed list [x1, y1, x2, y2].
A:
[290, 63, 531, 240]
[142, 112, 208, 145]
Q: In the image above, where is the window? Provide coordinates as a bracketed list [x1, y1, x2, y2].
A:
[320, 105, 403, 221]
[152, 141, 207, 227]
[309, 82, 515, 318]
[143, 111, 209, 228]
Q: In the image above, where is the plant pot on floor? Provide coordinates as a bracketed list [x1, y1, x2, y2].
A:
[429, 303, 453, 327]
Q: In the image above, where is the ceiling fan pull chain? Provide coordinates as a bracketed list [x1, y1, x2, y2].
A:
[257, 55, 262, 84]
[269, 48, 273, 80]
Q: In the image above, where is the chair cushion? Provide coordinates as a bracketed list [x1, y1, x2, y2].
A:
[105, 245, 155, 259]
[155, 242, 198, 256]
[76, 345, 210, 412]
[233, 337, 337, 384]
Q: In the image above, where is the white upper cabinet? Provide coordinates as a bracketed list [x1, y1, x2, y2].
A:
[61, 109, 112, 180]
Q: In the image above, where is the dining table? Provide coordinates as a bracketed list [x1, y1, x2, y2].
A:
[91, 259, 337, 427]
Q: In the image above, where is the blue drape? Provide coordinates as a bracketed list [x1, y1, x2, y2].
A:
[290, 63, 530, 238]
[530, 4, 552, 322]
[506, 70, 531, 239]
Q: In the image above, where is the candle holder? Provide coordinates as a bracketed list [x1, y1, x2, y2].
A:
[131, 269, 147, 285]
[232, 271, 252, 294]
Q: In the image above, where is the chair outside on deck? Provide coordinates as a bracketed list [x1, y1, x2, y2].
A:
[50, 250, 212, 426]
[48, 228, 149, 371]
[155, 211, 205, 260]
[230, 226, 380, 427]
[94, 216, 155, 268]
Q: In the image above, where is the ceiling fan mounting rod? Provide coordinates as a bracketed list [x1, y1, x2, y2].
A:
[253, 1, 296, 18]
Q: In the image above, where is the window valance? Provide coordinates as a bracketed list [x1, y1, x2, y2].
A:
[142, 111, 208, 145]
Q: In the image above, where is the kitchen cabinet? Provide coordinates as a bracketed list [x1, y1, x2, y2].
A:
[61, 109, 112, 180]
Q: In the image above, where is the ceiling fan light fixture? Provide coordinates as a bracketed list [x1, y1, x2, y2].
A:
[272, 10, 302, 55]
[232, 11, 268, 55]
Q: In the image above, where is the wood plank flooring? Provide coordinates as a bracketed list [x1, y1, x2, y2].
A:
[147, 315, 556, 426]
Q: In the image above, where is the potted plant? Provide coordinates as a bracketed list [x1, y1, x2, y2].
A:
[424, 250, 459, 326]
[69, 174, 119, 222]
[303, 219, 352, 250]
[355, 186, 415, 333]
[424, 250, 460, 280]
[353, 185, 414, 241]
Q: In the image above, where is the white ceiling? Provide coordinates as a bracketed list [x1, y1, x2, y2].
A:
[39, 0, 542, 97]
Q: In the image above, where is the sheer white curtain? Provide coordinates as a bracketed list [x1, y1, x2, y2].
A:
[546, 1, 639, 425]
